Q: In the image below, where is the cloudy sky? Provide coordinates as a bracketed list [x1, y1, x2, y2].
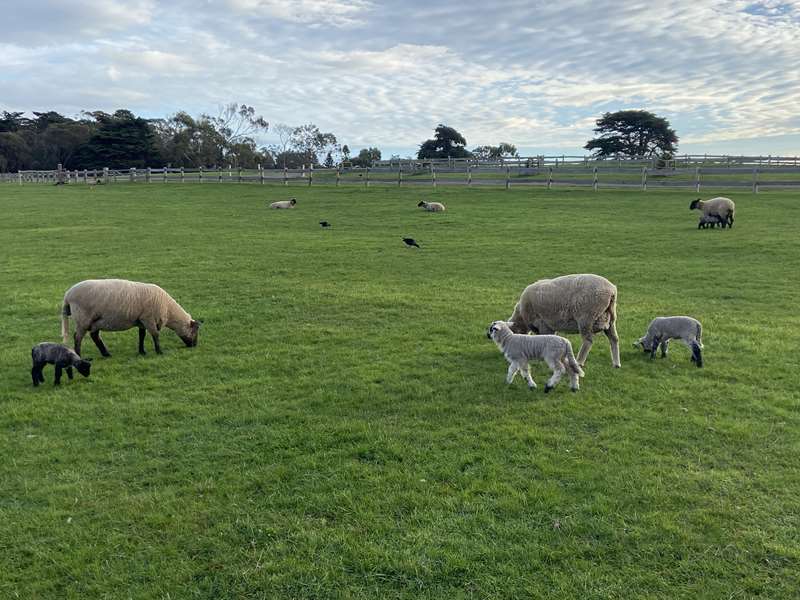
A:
[2, 0, 799, 157]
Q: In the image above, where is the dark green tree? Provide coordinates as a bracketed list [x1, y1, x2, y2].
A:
[417, 124, 471, 159]
[73, 110, 161, 168]
[584, 110, 678, 157]
[351, 147, 381, 167]
[472, 142, 518, 159]
[0, 132, 32, 171]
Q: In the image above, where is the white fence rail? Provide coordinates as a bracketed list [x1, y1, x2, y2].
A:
[3, 155, 800, 192]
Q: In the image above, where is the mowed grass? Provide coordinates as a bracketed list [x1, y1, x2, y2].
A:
[1, 183, 798, 599]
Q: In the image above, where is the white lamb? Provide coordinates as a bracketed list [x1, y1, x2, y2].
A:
[487, 320, 585, 392]
[633, 316, 704, 367]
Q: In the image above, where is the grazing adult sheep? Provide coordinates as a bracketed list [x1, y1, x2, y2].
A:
[633, 316, 704, 367]
[507, 274, 620, 368]
[698, 214, 723, 229]
[270, 198, 297, 209]
[690, 197, 735, 228]
[487, 321, 584, 392]
[61, 279, 200, 357]
[417, 200, 446, 212]
[31, 342, 92, 386]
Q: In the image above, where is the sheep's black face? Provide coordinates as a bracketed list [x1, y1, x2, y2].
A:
[689, 199, 700, 210]
[76, 360, 92, 377]
[181, 320, 201, 347]
[417, 201, 425, 207]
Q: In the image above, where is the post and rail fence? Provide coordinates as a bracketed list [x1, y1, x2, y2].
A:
[3, 154, 800, 192]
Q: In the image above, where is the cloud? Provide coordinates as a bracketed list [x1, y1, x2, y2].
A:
[1, 0, 798, 154]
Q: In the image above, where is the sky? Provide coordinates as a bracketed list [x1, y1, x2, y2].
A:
[1, 0, 799, 158]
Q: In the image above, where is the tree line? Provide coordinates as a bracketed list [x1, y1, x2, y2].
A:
[0, 104, 383, 172]
[1, 105, 678, 172]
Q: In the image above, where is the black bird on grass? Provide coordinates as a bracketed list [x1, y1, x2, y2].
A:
[402, 237, 421, 249]
[319, 221, 331, 228]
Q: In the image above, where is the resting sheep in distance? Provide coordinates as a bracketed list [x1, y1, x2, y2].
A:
[487, 321, 584, 392]
[417, 200, 446, 212]
[508, 274, 620, 368]
[633, 316, 704, 367]
[270, 198, 297, 209]
[61, 279, 200, 357]
[690, 197, 735, 228]
[31, 342, 92, 386]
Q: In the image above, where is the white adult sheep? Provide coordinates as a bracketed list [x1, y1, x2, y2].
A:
[633, 316, 704, 367]
[690, 197, 735, 228]
[270, 198, 297, 209]
[61, 279, 200, 357]
[507, 274, 620, 368]
[487, 321, 585, 392]
[417, 200, 446, 212]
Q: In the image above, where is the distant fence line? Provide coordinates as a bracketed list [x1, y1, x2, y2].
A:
[3, 154, 800, 192]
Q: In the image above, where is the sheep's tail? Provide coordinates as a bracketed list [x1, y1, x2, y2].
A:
[565, 343, 585, 378]
[61, 301, 71, 344]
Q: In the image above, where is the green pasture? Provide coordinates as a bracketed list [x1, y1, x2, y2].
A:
[0, 183, 798, 598]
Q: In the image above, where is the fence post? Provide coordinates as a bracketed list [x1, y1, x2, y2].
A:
[641, 167, 647, 191]
[505, 166, 510, 190]
[431, 163, 436, 188]
[180, 166, 185, 183]
[308, 164, 313, 186]
[752, 168, 759, 194]
[336, 167, 340, 186]
[83, 169, 88, 184]
[467, 164, 472, 186]
[547, 166, 552, 190]
[146, 167, 151, 183]
[218, 166, 222, 183]
[237, 167, 242, 183]
[18, 171, 22, 185]
[129, 168, 135, 183]
[199, 166, 204, 183]
[593, 166, 598, 191]
[695, 167, 700, 193]
[259, 164, 264, 185]
[398, 166, 402, 187]
[228, 165, 232, 180]
[284, 166, 288, 186]
[103, 167, 109, 184]
[365, 167, 370, 187]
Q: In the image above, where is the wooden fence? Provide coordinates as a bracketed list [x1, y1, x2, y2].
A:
[3, 155, 800, 192]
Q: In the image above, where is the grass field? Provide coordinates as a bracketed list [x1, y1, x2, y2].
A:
[1, 183, 798, 598]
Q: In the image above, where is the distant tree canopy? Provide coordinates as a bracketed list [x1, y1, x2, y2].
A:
[418, 124, 471, 159]
[584, 110, 678, 158]
[0, 105, 357, 172]
[350, 147, 381, 167]
[471, 143, 518, 160]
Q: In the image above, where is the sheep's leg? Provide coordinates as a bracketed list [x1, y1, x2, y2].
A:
[138, 327, 148, 355]
[604, 322, 621, 368]
[31, 365, 42, 386]
[506, 363, 518, 384]
[660, 339, 669, 358]
[544, 358, 565, 393]
[649, 336, 660, 360]
[66, 366, 74, 380]
[564, 359, 580, 392]
[519, 362, 536, 389]
[151, 330, 162, 354]
[576, 327, 594, 367]
[54, 365, 63, 386]
[90, 331, 111, 357]
[73, 327, 87, 356]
